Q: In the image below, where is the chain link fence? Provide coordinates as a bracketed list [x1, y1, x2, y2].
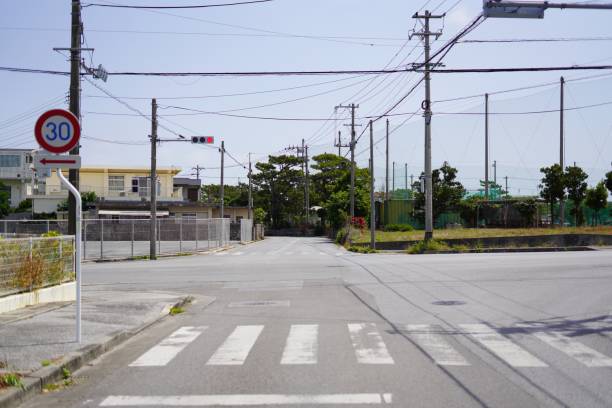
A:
[0, 218, 231, 261]
[0, 235, 75, 297]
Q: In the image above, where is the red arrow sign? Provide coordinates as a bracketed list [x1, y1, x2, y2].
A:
[40, 158, 77, 165]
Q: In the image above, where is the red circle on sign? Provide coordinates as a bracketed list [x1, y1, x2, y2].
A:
[34, 109, 81, 154]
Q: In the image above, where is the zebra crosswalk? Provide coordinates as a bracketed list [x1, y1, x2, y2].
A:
[214, 250, 351, 257]
[128, 322, 612, 370]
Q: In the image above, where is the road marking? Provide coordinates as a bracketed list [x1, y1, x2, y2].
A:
[348, 323, 394, 364]
[207, 325, 263, 365]
[100, 393, 393, 406]
[517, 324, 612, 367]
[214, 252, 228, 256]
[129, 326, 206, 367]
[224, 280, 303, 292]
[318, 252, 326, 256]
[335, 252, 343, 256]
[281, 324, 318, 365]
[231, 252, 244, 256]
[460, 324, 547, 367]
[405, 324, 469, 366]
[228, 300, 290, 308]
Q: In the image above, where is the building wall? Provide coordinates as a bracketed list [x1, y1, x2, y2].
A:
[0, 149, 35, 207]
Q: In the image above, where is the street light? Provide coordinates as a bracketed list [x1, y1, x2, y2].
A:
[483, 0, 612, 18]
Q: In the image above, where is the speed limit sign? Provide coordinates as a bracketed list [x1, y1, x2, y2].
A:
[34, 109, 81, 154]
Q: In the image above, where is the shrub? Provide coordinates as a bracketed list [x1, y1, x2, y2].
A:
[407, 239, 450, 254]
[351, 216, 367, 230]
[13, 252, 45, 291]
[347, 245, 376, 254]
[383, 224, 414, 232]
[335, 229, 347, 244]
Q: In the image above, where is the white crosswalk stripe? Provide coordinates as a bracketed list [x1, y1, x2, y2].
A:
[517, 324, 612, 367]
[129, 326, 206, 367]
[207, 325, 264, 366]
[231, 251, 244, 256]
[405, 324, 469, 366]
[281, 324, 318, 365]
[348, 323, 394, 364]
[460, 324, 547, 367]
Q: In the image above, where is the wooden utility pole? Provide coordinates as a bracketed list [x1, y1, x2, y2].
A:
[220, 141, 225, 219]
[149, 98, 158, 260]
[68, 0, 82, 236]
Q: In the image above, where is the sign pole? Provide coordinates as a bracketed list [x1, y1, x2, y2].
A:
[57, 169, 82, 343]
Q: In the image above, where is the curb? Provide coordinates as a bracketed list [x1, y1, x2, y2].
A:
[378, 246, 596, 255]
[85, 245, 233, 264]
[0, 296, 194, 408]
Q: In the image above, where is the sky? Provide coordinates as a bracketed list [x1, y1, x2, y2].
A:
[1, 0, 611, 196]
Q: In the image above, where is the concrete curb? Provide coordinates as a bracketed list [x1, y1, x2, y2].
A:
[0, 296, 198, 408]
[84, 245, 233, 264]
[377, 246, 596, 255]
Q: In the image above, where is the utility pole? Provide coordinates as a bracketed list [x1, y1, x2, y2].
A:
[410, 174, 414, 190]
[192, 165, 204, 182]
[303, 139, 310, 224]
[485, 93, 489, 200]
[335, 131, 350, 158]
[493, 160, 497, 186]
[149, 99, 158, 261]
[404, 163, 408, 192]
[385, 119, 389, 200]
[68, 0, 82, 236]
[220, 141, 225, 219]
[392, 161, 395, 193]
[504, 175, 509, 197]
[559, 76, 565, 227]
[248, 153, 253, 221]
[335, 104, 359, 219]
[412, 10, 443, 241]
[369, 121, 375, 250]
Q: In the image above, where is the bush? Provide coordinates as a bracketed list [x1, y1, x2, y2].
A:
[335, 229, 347, 244]
[407, 239, 450, 254]
[383, 224, 414, 232]
[347, 245, 376, 254]
[13, 252, 45, 291]
[351, 216, 367, 230]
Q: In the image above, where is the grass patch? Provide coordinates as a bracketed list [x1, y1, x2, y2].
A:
[43, 383, 61, 392]
[407, 239, 450, 254]
[0, 373, 23, 389]
[131, 255, 150, 260]
[347, 245, 377, 254]
[169, 306, 185, 316]
[383, 224, 414, 232]
[352, 226, 612, 243]
[41, 359, 51, 367]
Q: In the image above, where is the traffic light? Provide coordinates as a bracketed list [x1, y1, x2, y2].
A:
[191, 136, 214, 144]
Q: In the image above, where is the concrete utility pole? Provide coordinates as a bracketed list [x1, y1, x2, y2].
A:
[335, 104, 359, 219]
[504, 175, 509, 197]
[392, 161, 395, 193]
[192, 165, 204, 182]
[559, 76, 565, 227]
[303, 139, 310, 224]
[220, 141, 225, 219]
[369, 121, 375, 250]
[385, 119, 389, 200]
[335, 131, 350, 158]
[485, 93, 490, 200]
[68, 0, 82, 236]
[412, 10, 443, 241]
[493, 160, 497, 186]
[404, 163, 408, 192]
[149, 99, 158, 261]
[248, 153, 253, 221]
[410, 174, 414, 190]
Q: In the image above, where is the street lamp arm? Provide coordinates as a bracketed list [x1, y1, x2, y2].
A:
[485, 1, 612, 10]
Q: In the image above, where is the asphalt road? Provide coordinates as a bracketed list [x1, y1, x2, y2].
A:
[20, 237, 612, 408]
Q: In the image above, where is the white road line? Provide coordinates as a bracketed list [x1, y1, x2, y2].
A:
[460, 324, 547, 368]
[348, 323, 394, 364]
[318, 252, 326, 256]
[231, 252, 244, 256]
[214, 252, 228, 256]
[206, 325, 263, 365]
[129, 326, 206, 367]
[100, 393, 393, 406]
[518, 324, 612, 367]
[335, 252, 343, 256]
[281, 324, 318, 365]
[405, 324, 469, 366]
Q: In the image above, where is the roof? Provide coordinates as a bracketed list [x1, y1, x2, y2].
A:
[174, 177, 201, 186]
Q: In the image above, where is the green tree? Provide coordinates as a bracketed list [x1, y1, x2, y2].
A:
[513, 198, 538, 227]
[606, 170, 612, 195]
[252, 155, 304, 228]
[585, 181, 608, 225]
[414, 162, 465, 223]
[564, 165, 588, 226]
[200, 183, 249, 206]
[57, 191, 97, 212]
[539, 164, 565, 227]
[0, 182, 10, 217]
[253, 208, 266, 224]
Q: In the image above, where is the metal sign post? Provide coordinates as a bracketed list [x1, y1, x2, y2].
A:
[34, 108, 82, 343]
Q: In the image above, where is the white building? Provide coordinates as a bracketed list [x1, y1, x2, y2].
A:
[0, 148, 36, 208]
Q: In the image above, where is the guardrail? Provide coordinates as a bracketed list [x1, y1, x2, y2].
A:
[0, 235, 75, 298]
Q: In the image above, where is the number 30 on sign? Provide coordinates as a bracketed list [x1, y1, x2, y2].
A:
[34, 109, 81, 154]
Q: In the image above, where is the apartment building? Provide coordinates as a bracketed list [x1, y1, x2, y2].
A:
[0, 148, 36, 208]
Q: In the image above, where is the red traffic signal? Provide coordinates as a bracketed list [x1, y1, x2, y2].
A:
[191, 136, 214, 144]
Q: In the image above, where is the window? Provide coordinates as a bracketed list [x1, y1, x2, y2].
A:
[0, 155, 20, 167]
[108, 176, 124, 193]
[131, 178, 139, 193]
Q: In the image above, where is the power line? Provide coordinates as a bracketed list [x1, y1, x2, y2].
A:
[84, 0, 273, 9]
[459, 36, 612, 44]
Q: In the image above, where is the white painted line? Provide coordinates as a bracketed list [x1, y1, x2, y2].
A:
[348, 323, 394, 364]
[460, 324, 547, 368]
[228, 300, 290, 308]
[206, 325, 263, 365]
[231, 252, 244, 256]
[405, 324, 469, 366]
[281, 324, 318, 365]
[318, 252, 326, 256]
[518, 324, 612, 367]
[129, 326, 206, 367]
[214, 252, 228, 256]
[335, 252, 343, 256]
[100, 393, 393, 406]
